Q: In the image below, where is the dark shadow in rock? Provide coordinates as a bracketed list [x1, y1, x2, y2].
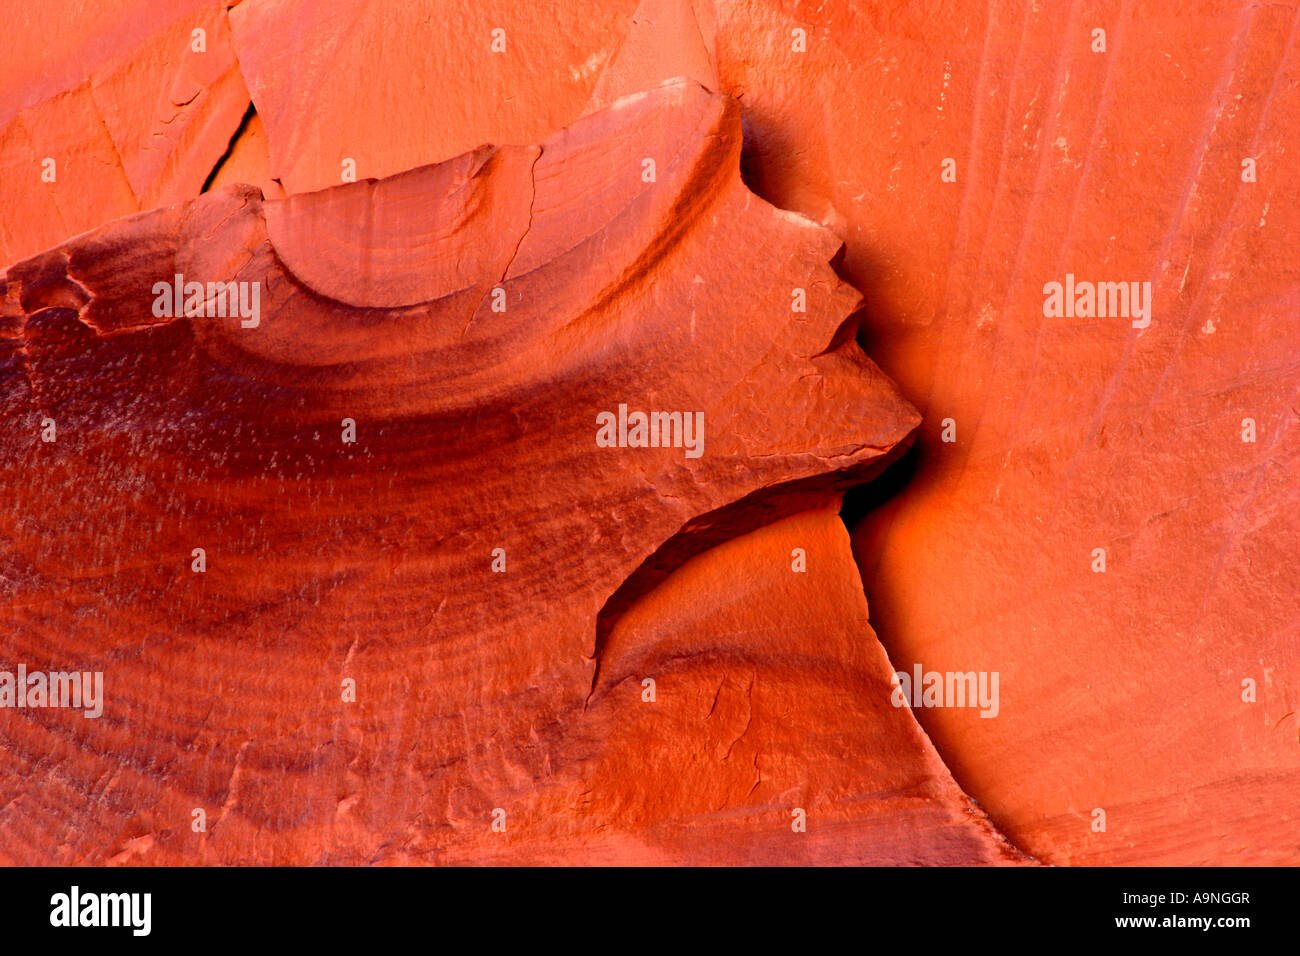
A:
[841, 441, 919, 531]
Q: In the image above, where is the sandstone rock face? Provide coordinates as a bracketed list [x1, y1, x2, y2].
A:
[0, 77, 1028, 866]
[0, 0, 250, 264]
[1, 0, 1294, 866]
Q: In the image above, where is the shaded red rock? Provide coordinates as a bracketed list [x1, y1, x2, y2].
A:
[0, 82, 957, 864]
[0, 1, 252, 265]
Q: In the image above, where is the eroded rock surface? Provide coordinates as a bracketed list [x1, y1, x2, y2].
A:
[0, 81, 1011, 865]
[4, 0, 1291, 867]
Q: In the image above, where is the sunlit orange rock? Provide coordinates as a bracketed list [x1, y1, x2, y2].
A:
[0, 0, 251, 265]
[227, 0, 642, 193]
[709, 0, 1300, 865]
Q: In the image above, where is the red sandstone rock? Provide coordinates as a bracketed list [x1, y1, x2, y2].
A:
[227, 0, 642, 193]
[3, 0, 1292, 869]
[0, 0, 251, 265]
[0, 81, 1004, 865]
